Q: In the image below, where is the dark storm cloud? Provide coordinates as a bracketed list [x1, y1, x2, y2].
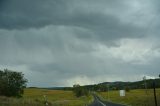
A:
[0, 0, 151, 41]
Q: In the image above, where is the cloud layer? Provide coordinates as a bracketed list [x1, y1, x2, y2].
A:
[0, 0, 160, 87]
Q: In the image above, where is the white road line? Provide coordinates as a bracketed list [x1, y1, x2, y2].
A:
[95, 96, 106, 106]
[98, 99, 106, 106]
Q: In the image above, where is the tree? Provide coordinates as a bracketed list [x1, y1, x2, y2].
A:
[125, 86, 130, 92]
[0, 69, 27, 97]
[73, 84, 89, 97]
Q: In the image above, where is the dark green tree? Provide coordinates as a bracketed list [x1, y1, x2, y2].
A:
[73, 84, 89, 97]
[125, 86, 130, 92]
[0, 69, 27, 97]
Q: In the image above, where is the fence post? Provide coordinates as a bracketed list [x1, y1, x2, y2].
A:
[153, 80, 157, 106]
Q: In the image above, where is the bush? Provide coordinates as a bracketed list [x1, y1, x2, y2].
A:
[73, 84, 89, 97]
[0, 69, 27, 97]
[125, 86, 130, 92]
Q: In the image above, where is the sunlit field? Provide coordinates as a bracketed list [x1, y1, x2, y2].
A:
[98, 88, 160, 106]
[0, 88, 93, 106]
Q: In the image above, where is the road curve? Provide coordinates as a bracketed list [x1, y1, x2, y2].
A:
[89, 94, 126, 106]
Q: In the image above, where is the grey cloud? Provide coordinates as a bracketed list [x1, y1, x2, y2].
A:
[1, 32, 160, 86]
[0, 0, 152, 40]
[0, 0, 160, 87]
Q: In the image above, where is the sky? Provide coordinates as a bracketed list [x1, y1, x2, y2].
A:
[0, 0, 160, 87]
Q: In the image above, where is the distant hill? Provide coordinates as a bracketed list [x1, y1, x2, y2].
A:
[28, 79, 160, 91]
[45, 87, 72, 90]
[114, 79, 159, 89]
[82, 78, 160, 91]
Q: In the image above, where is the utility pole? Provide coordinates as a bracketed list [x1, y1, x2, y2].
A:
[153, 79, 157, 106]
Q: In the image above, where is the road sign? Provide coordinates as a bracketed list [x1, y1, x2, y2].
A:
[120, 90, 125, 97]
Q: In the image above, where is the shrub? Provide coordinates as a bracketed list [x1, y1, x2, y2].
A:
[73, 84, 89, 97]
[0, 69, 27, 97]
[125, 86, 130, 92]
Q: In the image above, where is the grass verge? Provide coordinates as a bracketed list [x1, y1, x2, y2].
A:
[98, 89, 160, 106]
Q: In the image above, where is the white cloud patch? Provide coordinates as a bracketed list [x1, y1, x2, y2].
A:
[94, 38, 160, 65]
[66, 76, 95, 86]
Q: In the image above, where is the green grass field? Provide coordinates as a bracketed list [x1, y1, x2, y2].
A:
[98, 88, 160, 106]
[0, 88, 93, 106]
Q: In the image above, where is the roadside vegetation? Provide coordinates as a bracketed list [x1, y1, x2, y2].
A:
[0, 88, 93, 106]
[98, 89, 160, 106]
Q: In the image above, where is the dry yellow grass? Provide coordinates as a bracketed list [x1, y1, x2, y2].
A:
[0, 88, 93, 106]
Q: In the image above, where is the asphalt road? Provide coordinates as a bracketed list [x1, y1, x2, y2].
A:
[89, 94, 126, 106]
